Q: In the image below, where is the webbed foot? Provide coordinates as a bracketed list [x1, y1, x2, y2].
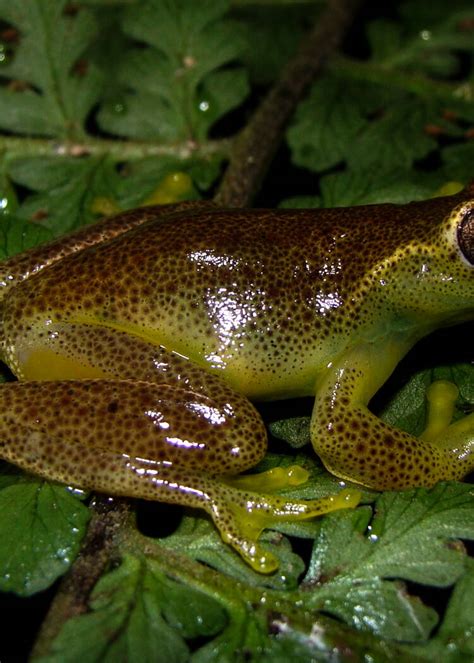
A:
[209, 481, 361, 573]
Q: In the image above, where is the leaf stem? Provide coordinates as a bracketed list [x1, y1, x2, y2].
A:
[329, 55, 474, 107]
[0, 135, 231, 161]
[214, 0, 365, 208]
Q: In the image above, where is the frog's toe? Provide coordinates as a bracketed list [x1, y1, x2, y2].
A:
[222, 464, 310, 492]
[421, 380, 460, 442]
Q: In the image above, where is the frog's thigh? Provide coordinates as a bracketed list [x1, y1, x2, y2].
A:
[0, 379, 359, 573]
[311, 367, 474, 490]
[12, 321, 230, 396]
[0, 377, 268, 476]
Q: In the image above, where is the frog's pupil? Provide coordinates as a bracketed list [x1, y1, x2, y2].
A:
[458, 209, 474, 265]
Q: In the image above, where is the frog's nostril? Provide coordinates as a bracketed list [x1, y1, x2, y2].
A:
[457, 208, 474, 266]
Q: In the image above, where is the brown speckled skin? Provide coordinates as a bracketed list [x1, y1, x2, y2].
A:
[0, 187, 473, 570]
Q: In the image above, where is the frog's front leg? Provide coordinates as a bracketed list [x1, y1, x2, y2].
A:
[0, 378, 358, 573]
[312, 343, 474, 489]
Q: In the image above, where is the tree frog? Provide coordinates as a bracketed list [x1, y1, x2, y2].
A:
[0, 187, 473, 572]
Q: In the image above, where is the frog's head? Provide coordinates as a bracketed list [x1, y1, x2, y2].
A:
[375, 187, 474, 331]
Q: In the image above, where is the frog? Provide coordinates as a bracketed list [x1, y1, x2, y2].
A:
[0, 185, 473, 573]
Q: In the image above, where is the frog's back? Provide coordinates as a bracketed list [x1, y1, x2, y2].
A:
[3, 194, 467, 398]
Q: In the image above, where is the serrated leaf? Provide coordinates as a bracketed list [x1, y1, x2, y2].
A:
[367, 6, 474, 78]
[7, 156, 122, 235]
[319, 167, 438, 207]
[287, 75, 370, 173]
[160, 514, 306, 591]
[280, 166, 438, 209]
[269, 416, 311, 448]
[442, 142, 474, 182]
[0, 461, 26, 490]
[0, 212, 53, 258]
[235, 4, 306, 85]
[97, 0, 248, 142]
[410, 558, 474, 660]
[303, 484, 474, 640]
[347, 103, 437, 171]
[0, 480, 89, 596]
[0, 0, 102, 138]
[40, 554, 227, 663]
[367, 20, 404, 62]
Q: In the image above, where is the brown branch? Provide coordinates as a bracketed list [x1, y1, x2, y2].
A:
[214, 0, 364, 208]
[31, 496, 131, 659]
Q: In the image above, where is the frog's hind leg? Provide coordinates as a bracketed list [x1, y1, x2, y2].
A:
[0, 379, 360, 573]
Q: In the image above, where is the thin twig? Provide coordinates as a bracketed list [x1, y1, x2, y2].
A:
[31, 496, 131, 660]
[214, 0, 364, 208]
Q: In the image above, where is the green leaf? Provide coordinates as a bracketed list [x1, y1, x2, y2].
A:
[367, 6, 474, 77]
[319, 167, 438, 207]
[269, 416, 311, 448]
[0, 480, 89, 596]
[410, 558, 474, 660]
[0, 461, 26, 490]
[40, 554, 227, 663]
[235, 4, 306, 85]
[346, 103, 437, 171]
[97, 0, 249, 142]
[7, 156, 122, 235]
[287, 75, 372, 173]
[366, 20, 404, 63]
[302, 483, 474, 639]
[287, 74, 439, 174]
[442, 142, 474, 182]
[160, 514, 306, 592]
[0, 0, 102, 138]
[0, 212, 53, 258]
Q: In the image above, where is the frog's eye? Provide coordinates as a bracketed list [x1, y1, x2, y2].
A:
[457, 208, 474, 265]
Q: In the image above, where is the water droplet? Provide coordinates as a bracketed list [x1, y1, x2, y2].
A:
[420, 29, 432, 41]
[112, 102, 126, 115]
[199, 100, 210, 112]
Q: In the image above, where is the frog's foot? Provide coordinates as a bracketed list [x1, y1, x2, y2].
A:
[208, 483, 361, 573]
